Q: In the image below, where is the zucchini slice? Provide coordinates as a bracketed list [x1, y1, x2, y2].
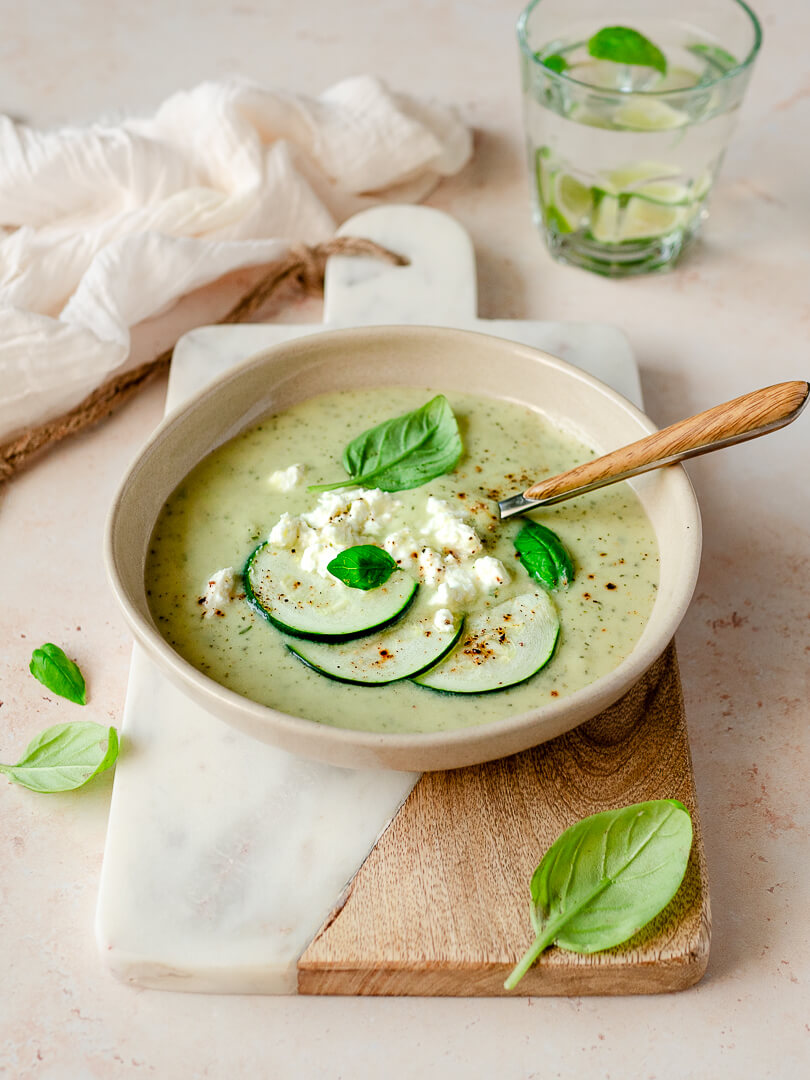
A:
[287, 611, 464, 686]
[244, 543, 418, 641]
[412, 591, 559, 694]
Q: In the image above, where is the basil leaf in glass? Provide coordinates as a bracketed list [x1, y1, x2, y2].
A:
[514, 521, 574, 589]
[504, 799, 693, 990]
[327, 545, 398, 591]
[587, 26, 668, 76]
[687, 42, 738, 74]
[0, 722, 119, 793]
[310, 395, 463, 493]
[29, 643, 87, 705]
[537, 52, 569, 74]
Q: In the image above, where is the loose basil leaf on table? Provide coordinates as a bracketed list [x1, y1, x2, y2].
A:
[504, 799, 693, 990]
[587, 26, 668, 76]
[0, 722, 119, 793]
[514, 521, 574, 589]
[29, 643, 87, 705]
[310, 394, 463, 493]
[327, 545, 398, 591]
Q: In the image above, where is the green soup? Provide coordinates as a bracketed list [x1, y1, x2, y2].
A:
[145, 387, 659, 733]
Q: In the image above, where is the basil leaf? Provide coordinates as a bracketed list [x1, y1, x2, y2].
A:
[587, 26, 668, 75]
[29, 643, 87, 704]
[536, 52, 569, 74]
[504, 800, 692, 990]
[687, 42, 738, 73]
[0, 722, 119, 793]
[514, 521, 574, 589]
[310, 395, 462, 493]
[327, 545, 398, 591]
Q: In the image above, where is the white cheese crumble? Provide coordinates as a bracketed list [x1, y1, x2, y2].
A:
[200, 567, 236, 617]
[433, 608, 456, 633]
[473, 556, 510, 591]
[422, 496, 483, 558]
[268, 463, 305, 491]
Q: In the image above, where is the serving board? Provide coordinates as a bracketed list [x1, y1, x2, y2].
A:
[96, 205, 709, 995]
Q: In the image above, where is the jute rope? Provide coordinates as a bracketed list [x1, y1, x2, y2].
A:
[0, 237, 408, 485]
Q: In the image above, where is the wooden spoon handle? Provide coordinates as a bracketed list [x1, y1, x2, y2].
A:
[521, 380, 809, 506]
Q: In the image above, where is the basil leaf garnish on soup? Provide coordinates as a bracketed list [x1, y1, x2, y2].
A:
[327, 545, 398, 591]
[514, 521, 574, 589]
[310, 394, 462, 493]
[504, 800, 693, 990]
[0, 722, 119, 793]
[29, 643, 87, 705]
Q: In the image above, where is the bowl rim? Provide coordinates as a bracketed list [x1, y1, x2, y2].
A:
[105, 323, 702, 768]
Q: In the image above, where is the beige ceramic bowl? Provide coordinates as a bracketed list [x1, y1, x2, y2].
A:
[105, 325, 701, 771]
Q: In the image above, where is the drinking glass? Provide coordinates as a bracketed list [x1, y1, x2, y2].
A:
[517, 0, 762, 276]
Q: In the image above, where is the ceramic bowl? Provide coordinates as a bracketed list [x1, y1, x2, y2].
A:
[105, 325, 701, 771]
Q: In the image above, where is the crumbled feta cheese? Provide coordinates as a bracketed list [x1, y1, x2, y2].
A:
[383, 529, 420, 568]
[422, 496, 483, 558]
[418, 547, 446, 586]
[268, 463, 305, 491]
[472, 556, 510, 591]
[268, 512, 299, 548]
[200, 567, 236, 617]
[433, 608, 455, 633]
[431, 564, 478, 609]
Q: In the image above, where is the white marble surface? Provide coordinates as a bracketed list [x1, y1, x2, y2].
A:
[1, 1, 809, 1077]
[96, 203, 643, 994]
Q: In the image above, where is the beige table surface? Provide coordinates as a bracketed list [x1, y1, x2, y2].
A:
[1, 2, 808, 1077]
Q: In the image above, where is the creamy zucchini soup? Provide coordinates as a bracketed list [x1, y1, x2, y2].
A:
[146, 387, 659, 734]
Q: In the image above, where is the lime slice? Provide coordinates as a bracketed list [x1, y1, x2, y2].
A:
[620, 197, 685, 239]
[602, 160, 681, 192]
[590, 195, 621, 243]
[613, 99, 688, 131]
[632, 180, 691, 206]
[590, 193, 684, 244]
[549, 172, 593, 231]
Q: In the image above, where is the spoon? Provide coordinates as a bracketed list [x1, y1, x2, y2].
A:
[497, 380, 809, 520]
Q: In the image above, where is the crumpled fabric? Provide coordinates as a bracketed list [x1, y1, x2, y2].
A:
[0, 76, 471, 442]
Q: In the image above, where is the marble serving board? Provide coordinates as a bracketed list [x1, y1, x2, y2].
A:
[96, 205, 707, 996]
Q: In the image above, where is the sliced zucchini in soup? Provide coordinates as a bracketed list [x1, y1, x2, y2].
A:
[287, 610, 464, 686]
[244, 543, 418, 641]
[413, 591, 559, 694]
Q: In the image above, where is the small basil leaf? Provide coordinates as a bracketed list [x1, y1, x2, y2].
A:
[537, 52, 569, 74]
[327, 545, 398, 591]
[29, 643, 87, 704]
[587, 26, 668, 75]
[0, 722, 119, 793]
[514, 521, 574, 589]
[504, 800, 693, 990]
[310, 395, 463, 493]
[687, 42, 738, 73]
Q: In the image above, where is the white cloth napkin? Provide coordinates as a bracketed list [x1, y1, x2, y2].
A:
[0, 76, 471, 443]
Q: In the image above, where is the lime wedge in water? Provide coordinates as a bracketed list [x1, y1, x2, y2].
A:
[613, 98, 688, 130]
[602, 161, 681, 191]
[549, 172, 593, 231]
[631, 181, 691, 206]
[591, 194, 684, 243]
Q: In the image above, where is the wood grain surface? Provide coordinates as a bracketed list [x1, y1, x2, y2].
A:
[298, 643, 710, 997]
[523, 380, 809, 503]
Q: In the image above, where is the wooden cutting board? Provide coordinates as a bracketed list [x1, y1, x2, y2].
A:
[96, 205, 709, 996]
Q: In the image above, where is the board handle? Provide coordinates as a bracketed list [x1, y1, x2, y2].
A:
[499, 381, 809, 518]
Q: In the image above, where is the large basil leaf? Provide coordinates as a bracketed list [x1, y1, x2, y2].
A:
[29, 643, 87, 704]
[327, 545, 398, 590]
[310, 395, 462, 493]
[0, 722, 119, 793]
[504, 800, 692, 989]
